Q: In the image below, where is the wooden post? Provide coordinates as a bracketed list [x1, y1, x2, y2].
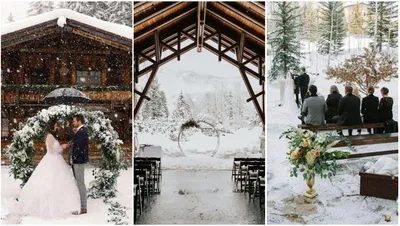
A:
[101, 61, 107, 87]
[71, 64, 77, 85]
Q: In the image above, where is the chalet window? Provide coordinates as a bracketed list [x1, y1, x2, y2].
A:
[77, 71, 101, 86]
[30, 68, 49, 85]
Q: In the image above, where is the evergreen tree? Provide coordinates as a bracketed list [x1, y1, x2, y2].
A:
[318, 2, 346, 55]
[7, 13, 14, 23]
[141, 78, 168, 120]
[269, 2, 302, 81]
[367, 2, 398, 51]
[106, 1, 132, 27]
[171, 92, 192, 123]
[27, 1, 55, 17]
[300, 2, 320, 44]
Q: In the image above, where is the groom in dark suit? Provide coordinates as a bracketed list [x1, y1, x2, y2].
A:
[68, 114, 89, 215]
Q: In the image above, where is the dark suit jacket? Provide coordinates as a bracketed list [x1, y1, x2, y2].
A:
[361, 94, 379, 123]
[325, 92, 342, 121]
[291, 74, 300, 94]
[71, 126, 89, 164]
[379, 97, 394, 122]
[337, 93, 362, 126]
[298, 72, 310, 90]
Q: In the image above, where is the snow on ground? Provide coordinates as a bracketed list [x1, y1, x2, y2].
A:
[267, 39, 398, 224]
[1, 166, 132, 224]
[137, 127, 263, 170]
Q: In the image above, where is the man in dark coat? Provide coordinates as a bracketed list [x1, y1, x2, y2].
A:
[361, 86, 380, 134]
[336, 86, 362, 136]
[291, 71, 300, 107]
[298, 67, 310, 104]
[69, 114, 89, 214]
[325, 85, 342, 123]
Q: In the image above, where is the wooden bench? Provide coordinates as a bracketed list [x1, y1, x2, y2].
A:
[298, 123, 385, 132]
[135, 157, 162, 180]
[333, 133, 398, 147]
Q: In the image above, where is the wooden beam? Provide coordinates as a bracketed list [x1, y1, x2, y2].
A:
[136, 42, 197, 78]
[239, 65, 264, 126]
[196, 2, 207, 52]
[246, 90, 264, 102]
[140, 52, 156, 64]
[181, 29, 196, 41]
[154, 30, 161, 62]
[218, 31, 221, 61]
[178, 31, 181, 61]
[222, 43, 238, 54]
[237, 32, 245, 63]
[243, 55, 258, 65]
[134, 66, 159, 118]
[161, 41, 177, 53]
[134, 89, 150, 101]
[202, 42, 264, 81]
[134, 54, 139, 83]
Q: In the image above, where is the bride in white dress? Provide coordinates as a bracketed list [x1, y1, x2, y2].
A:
[283, 72, 299, 111]
[15, 120, 80, 218]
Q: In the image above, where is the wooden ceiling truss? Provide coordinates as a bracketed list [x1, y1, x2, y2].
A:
[134, 1, 265, 126]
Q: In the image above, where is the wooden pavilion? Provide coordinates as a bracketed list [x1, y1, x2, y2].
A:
[134, 1, 265, 126]
[1, 9, 132, 162]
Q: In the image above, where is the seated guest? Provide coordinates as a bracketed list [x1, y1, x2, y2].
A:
[361, 86, 379, 134]
[378, 87, 394, 133]
[353, 87, 363, 134]
[325, 85, 342, 123]
[335, 85, 362, 136]
[301, 85, 327, 125]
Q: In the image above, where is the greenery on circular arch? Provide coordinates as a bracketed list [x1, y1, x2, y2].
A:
[5, 105, 127, 200]
[177, 119, 220, 157]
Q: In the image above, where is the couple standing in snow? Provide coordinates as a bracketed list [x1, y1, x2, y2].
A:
[281, 67, 310, 110]
[9, 114, 89, 220]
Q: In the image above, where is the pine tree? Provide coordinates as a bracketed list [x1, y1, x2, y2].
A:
[106, 1, 132, 27]
[318, 2, 346, 55]
[141, 78, 168, 120]
[367, 2, 398, 51]
[59, 2, 109, 21]
[171, 92, 192, 123]
[27, 1, 55, 17]
[269, 2, 302, 81]
[7, 13, 14, 23]
[300, 2, 320, 44]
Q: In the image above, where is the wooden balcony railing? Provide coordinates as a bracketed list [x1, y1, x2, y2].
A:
[1, 85, 132, 105]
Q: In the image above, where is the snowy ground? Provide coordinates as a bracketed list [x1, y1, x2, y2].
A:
[267, 38, 398, 224]
[1, 166, 132, 224]
[137, 127, 263, 170]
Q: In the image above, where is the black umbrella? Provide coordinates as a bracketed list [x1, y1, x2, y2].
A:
[42, 88, 91, 105]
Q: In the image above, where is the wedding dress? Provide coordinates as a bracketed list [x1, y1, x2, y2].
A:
[284, 76, 299, 111]
[15, 133, 80, 218]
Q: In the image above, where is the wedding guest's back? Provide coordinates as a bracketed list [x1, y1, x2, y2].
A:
[361, 86, 380, 123]
[379, 87, 393, 122]
[301, 85, 326, 125]
[325, 85, 342, 123]
[336, 86, 362, 135]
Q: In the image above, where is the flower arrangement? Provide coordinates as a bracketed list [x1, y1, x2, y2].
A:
[280, 127, 354, 181]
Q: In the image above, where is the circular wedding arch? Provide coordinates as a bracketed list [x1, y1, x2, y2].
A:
[177, 120, 220, 157]
[5, 105, 126, 199]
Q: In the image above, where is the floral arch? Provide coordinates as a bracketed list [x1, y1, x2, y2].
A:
[5, 105, 127, 200]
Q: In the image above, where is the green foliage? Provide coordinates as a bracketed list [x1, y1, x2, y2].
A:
[318, 2, 346, 55]
[268, 2, 302, 80]
[5, 106, 127, 200]
[1, 85, 131, 92]
[280, 127, 353, 181]
[367, 2, 398, 51]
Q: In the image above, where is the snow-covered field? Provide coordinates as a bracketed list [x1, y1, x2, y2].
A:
[138, 127, 263, 170]
[267, 37, 398, 224]
[1, 166, 132, 224]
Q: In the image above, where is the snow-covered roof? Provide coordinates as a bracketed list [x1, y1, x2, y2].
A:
[1, 9, 132, 40]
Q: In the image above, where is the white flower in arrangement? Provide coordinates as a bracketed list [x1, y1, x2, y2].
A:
[93, 123, 101, 131]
